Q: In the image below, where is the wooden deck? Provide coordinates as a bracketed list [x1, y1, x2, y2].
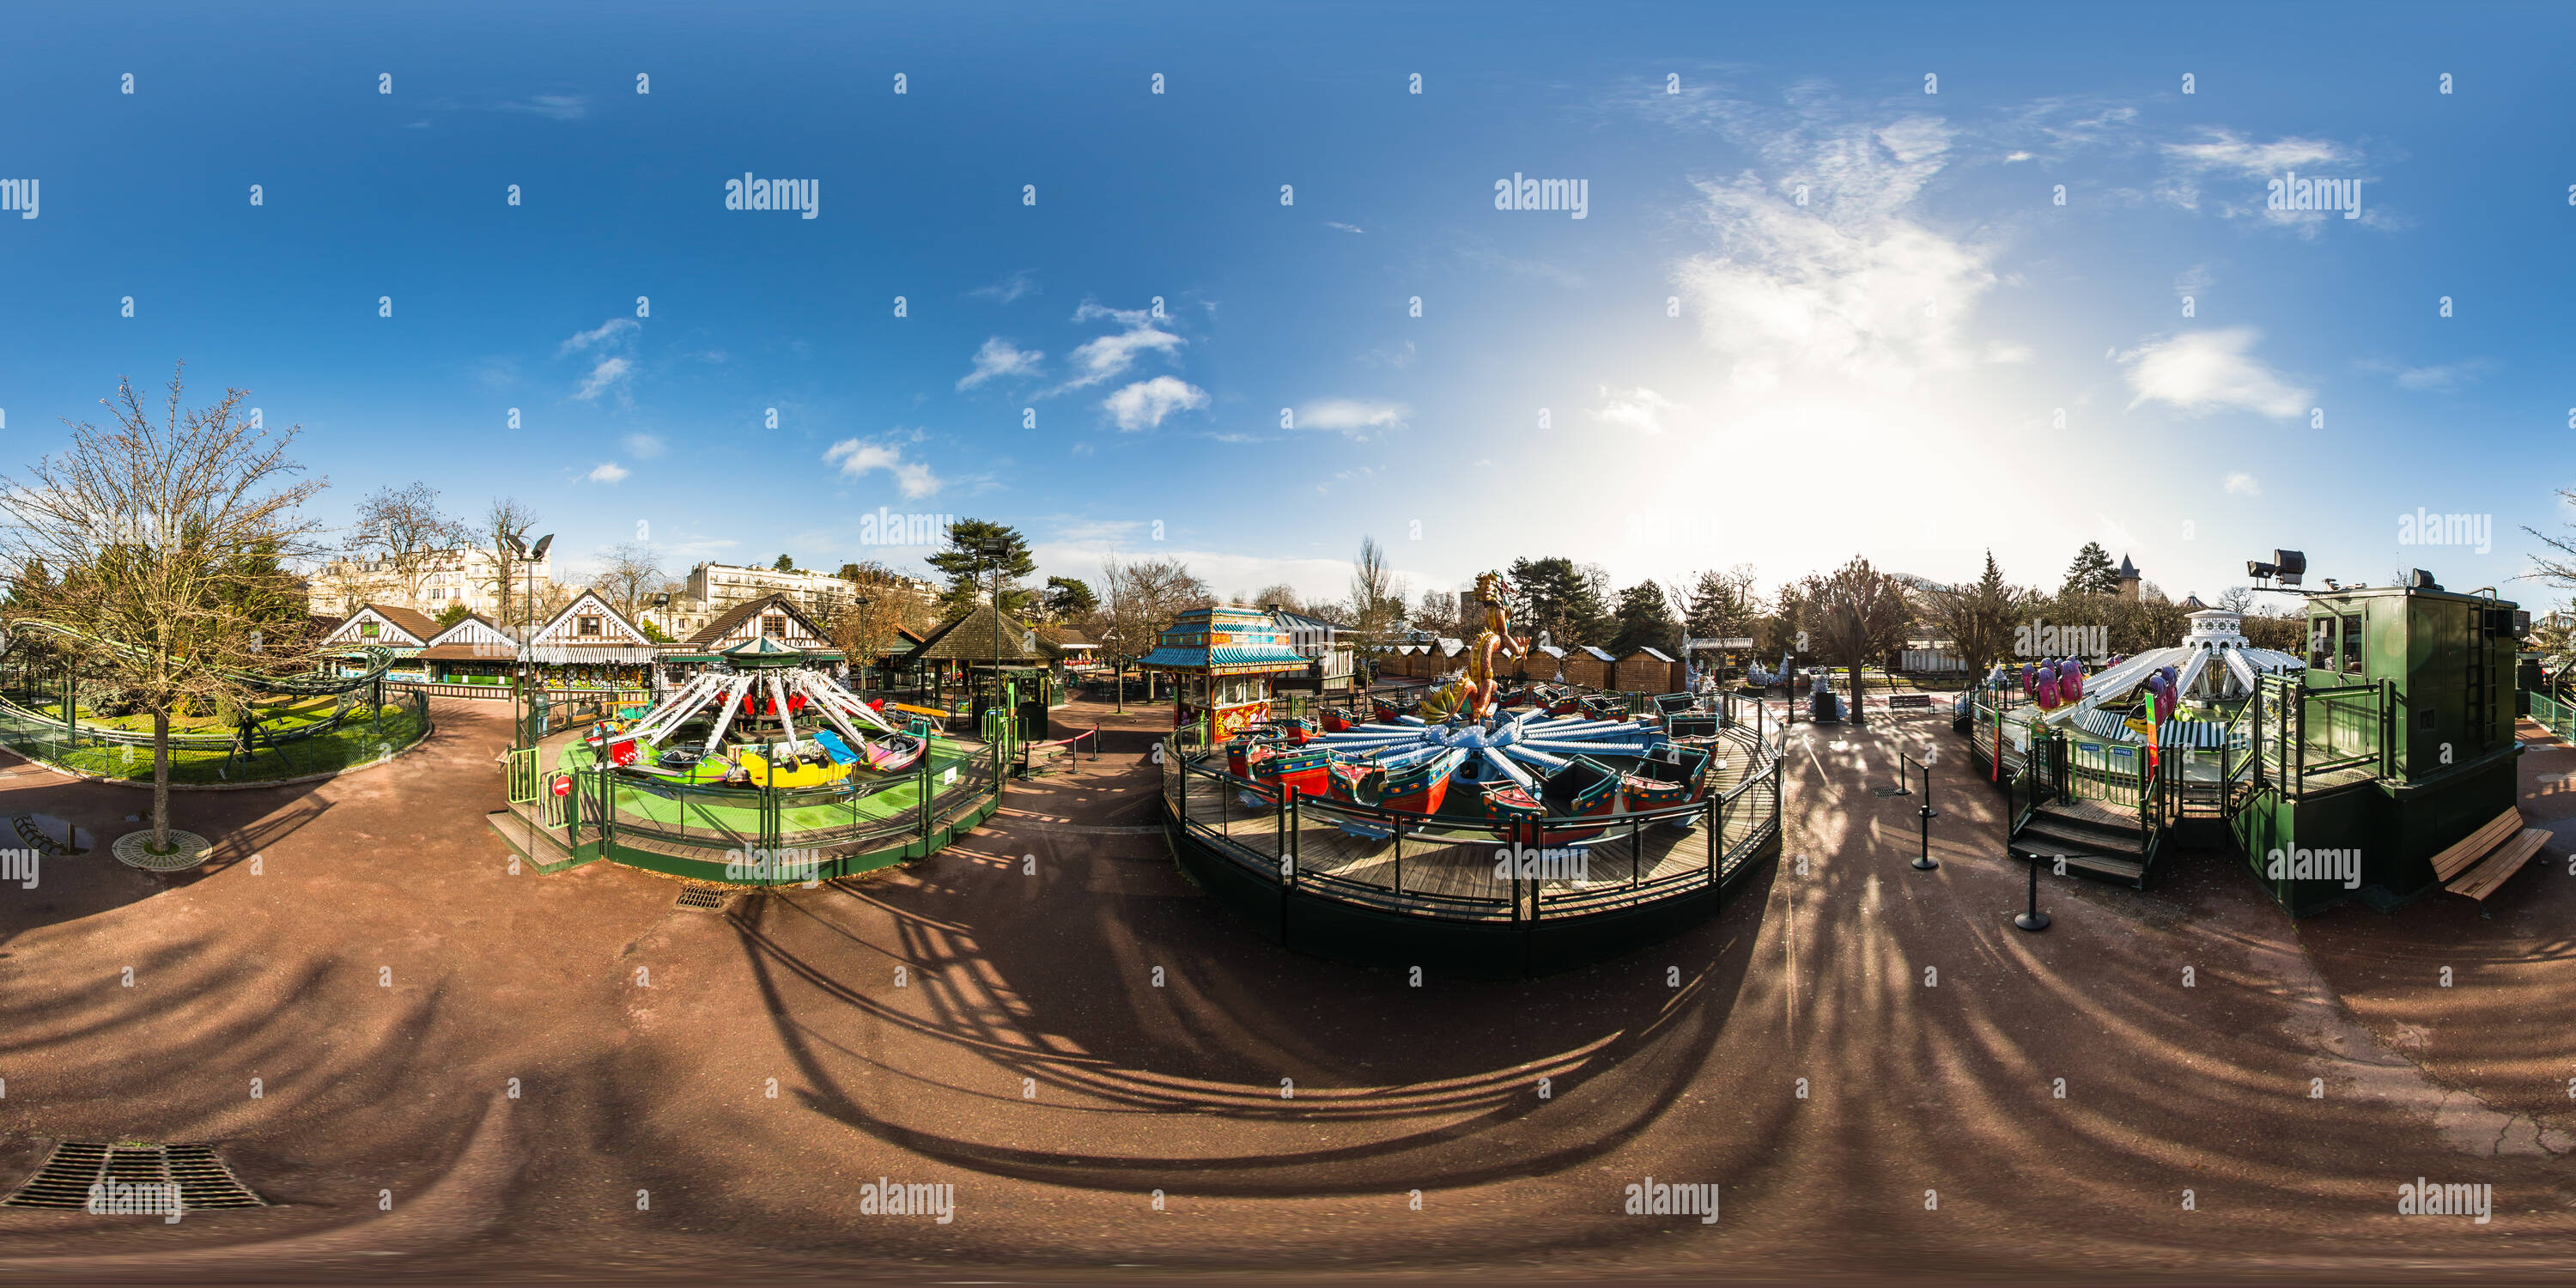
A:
[1176, 744, 1771, 905]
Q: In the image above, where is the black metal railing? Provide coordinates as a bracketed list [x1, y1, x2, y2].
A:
[1162, 715, 1782, 923]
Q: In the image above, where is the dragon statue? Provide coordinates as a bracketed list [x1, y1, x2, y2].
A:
[1415, 571, 1528, 722]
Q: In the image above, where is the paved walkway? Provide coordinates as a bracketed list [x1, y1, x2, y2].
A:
[0, 699, 2569, 1280]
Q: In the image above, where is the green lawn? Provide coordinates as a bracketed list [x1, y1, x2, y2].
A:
[32, 707, 432, 784]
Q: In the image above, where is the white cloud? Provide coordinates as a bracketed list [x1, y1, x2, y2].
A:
[2156, 130, 2376, 234]
[1982, 342, 2033, 364]
[823, 438, 942, 499]
[2224, 471, 2261, 497]
[2392, 359, 2494, 392]
[1671, 111, 1998, 392]
[969, 270, 1040, 304]
[623, 433, 666, 459]
[1295, 399, 1409, 439]
[573, 356, 633, 401]
[559, 317, 638, 355]
[1072, 300, 1156, 327]
[957, 337, 1044, 390]
[1324, 221, 1364, 234]
[1060, 320, 1183, 390]
[1102, 376, 1209, 431]
[2160, 129, 2348, 179]
[2117, 328, 2310, 419]
[499, 94, 589, 121]
[586, 462, 629, 483]
[1590, 386, 1675, 435]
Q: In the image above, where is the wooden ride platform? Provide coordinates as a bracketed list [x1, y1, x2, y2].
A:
[1178, 749, 1761, 904]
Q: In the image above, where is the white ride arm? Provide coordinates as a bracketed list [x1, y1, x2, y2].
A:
[1480, 745, 1540, 792]
[623, 673, 721, 746]
[700, 675, 755, 752]
[797, 669, 902, 734]
[769, 671, 800, 753]
[788, 671, 873, 750]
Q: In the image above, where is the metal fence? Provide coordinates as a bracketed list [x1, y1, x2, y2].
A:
[1160, 714, 1782, 923]
[521, 735, 1004, 877]
[0, 683, 432, 783]
[2530, 690, 2576, 742]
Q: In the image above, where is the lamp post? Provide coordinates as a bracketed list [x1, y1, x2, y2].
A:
[507, 533, 553, 746]
[854, 591, 875, 693]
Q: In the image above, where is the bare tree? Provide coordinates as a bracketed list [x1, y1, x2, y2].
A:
[1345, 535, 1406, 683]
[345, 482, 466, 608]
[1099, 552, 1212, 708]
[824, 559, 936, 683]
[1796, 556, 1916, 725]
[476, 497, 543, 634]
[595, 541, 665, 620]
[1251, 582, 1303, 614]
[0, 365, 329, 854]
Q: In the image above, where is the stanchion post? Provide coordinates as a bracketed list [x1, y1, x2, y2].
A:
[2015, 852, 2050, 931]
[1911, 756, 1938, 872]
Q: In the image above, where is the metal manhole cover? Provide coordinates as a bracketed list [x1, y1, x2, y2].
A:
[673, 887, 729, 912]
[2, 1141, 266, 1211]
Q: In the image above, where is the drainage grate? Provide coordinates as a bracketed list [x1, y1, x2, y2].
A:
[673, 887, 729, 912]
[2, 1141, 265, 1210]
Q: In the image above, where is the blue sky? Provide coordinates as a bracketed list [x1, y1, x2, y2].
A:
[4, 2, 2573, 614]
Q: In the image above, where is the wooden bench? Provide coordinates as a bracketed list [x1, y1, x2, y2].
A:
[2432, 805, 2549, 901]
[1886, 694, 1934, 709]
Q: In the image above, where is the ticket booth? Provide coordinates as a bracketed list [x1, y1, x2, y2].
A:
[1137, 605, 1312, 739]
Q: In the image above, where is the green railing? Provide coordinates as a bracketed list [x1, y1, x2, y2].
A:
[2528, 690, 2576, 743]
[517, 733, 1006, 883]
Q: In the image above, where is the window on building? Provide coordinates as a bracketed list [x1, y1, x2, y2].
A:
[361, 621, 380, 638]
[2341, 613, 2364, 674]
[763, 614, 787, 636]
[2307, 616, 2334, 671]
[579, 617, 602, 637]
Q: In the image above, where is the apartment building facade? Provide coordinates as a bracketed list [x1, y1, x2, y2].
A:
[310, 546, 552, 618]
[642, 561, 938, 640]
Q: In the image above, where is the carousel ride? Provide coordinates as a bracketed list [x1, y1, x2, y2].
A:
[572, 640, 930, 791]
[2026, 607, 2304, 740]
[1230, 574, 1723, 842]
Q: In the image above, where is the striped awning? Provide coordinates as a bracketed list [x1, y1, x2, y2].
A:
[2069, 710, 2243, 750]
[522, 644, 659, 665]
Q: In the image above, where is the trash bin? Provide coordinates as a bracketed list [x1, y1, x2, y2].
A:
[1018, 699, 1050, 743]
[1808, 674, 1843, 723]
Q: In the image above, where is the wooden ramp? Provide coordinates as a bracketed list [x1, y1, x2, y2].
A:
[2434, 806, 2549, 902]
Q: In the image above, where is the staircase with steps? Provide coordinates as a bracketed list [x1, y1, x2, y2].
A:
[2010, 795, 2153, 888]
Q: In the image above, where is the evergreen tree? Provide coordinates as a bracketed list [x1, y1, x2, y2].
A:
[927, 519, 1037, 622]
[1609, 581, 1682, 655]
[2062, 541, 2119, 596]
